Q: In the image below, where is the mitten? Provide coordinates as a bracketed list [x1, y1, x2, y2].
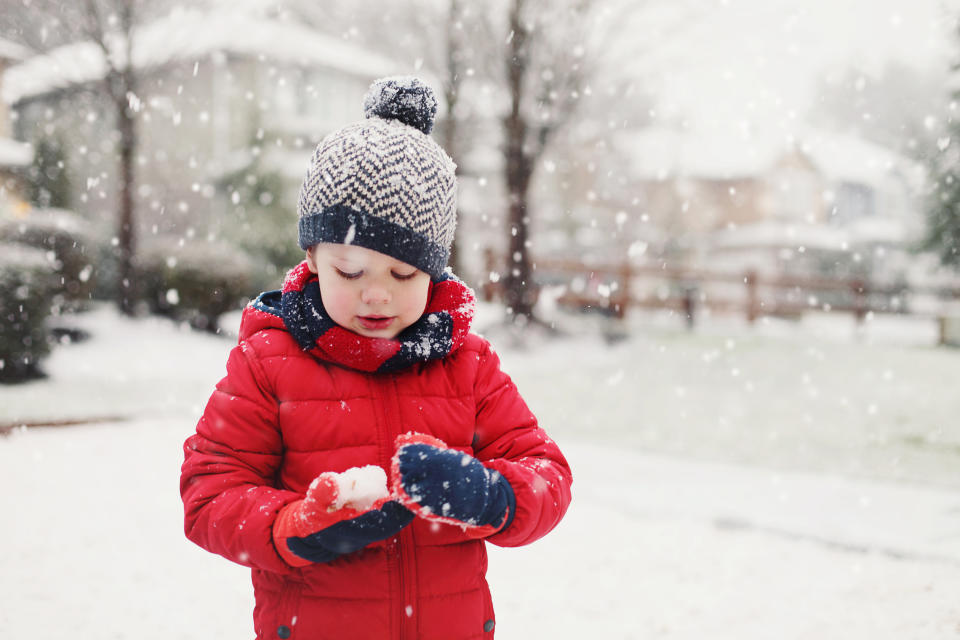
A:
[391, 433, 516, 538]
[273, 466, 414, 567]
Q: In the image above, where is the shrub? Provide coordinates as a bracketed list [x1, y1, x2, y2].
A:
[0, 208, 97, 311]
[0, 242, 58, 382]
[28, 136, 72, 209]
[216, 149, 304, 288]
[136, 239, 256, 332]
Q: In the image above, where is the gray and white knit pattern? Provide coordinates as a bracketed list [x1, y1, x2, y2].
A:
[297, 117, 458, 252]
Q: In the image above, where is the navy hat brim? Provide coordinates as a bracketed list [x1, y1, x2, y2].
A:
[299, 204, 449, 281]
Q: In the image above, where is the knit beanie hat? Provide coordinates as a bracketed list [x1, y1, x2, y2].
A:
[297, 76, 457, 280]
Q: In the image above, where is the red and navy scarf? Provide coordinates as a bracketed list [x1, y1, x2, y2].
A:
[271, 260, 475, 373]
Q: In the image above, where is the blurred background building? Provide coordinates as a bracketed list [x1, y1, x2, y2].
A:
[0, 0, 958, 349]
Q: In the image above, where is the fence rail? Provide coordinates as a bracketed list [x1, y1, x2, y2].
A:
[481, 250, 960, 344]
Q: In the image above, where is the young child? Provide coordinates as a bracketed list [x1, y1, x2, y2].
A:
[180, 76, 572, 640]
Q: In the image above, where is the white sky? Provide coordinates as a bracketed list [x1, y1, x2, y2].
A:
[624, 0, 960, 133]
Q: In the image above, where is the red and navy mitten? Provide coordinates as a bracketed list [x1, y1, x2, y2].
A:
[273, 469, 414, 567]
[391, 433, 516, 538]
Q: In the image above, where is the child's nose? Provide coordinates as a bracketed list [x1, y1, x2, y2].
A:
[361, 285, 391, 305]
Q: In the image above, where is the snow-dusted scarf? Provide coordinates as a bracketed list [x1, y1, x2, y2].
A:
[279, 260, 475, 373]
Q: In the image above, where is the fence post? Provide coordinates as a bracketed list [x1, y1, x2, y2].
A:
[745, 270, 758, 324]
[852, 278, 867, 325]
[613, 261, 632, 319]
[682, 285, 696, 330]
[482, 248, 497, 302]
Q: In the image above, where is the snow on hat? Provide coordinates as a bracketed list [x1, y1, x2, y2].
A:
[296, 76, 457, 280]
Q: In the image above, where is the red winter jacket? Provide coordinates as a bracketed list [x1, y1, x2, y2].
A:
[180, 300, 572, 640]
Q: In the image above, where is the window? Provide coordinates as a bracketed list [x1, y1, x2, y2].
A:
[831, 182, 875, 224]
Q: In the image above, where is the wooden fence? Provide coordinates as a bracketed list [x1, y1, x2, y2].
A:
[481, 250, 960, 344]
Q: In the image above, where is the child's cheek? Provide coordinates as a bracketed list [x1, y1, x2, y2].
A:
[323, 287, 355, 325]
[417, 286, 430, 315]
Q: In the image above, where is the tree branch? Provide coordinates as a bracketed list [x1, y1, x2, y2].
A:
[80, 0, 112, 63]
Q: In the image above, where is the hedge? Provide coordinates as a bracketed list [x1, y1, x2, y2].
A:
[136, 240, 256, 332]
[0, 242, 58, 382]
[0, 208, 96, 311]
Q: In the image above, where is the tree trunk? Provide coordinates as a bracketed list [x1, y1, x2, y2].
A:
[502, 0, 537, 322]
[443, 98, 462, 278]
[503, 124, 536, 320]
[443, 0, 463, 277]
[112, 71, 137, 315]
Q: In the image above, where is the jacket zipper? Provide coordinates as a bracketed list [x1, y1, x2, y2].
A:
[371, 375, 418, 640]
[398, 519, 418, 640]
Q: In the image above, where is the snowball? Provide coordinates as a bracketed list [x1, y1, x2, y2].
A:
[330, 465, 389, 511]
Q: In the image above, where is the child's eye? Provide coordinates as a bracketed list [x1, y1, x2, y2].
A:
[334, 268, 363, 280]
[392, 270, 418, 281]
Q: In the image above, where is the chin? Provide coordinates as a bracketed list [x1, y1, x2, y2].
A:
[353, 325, 402, 339]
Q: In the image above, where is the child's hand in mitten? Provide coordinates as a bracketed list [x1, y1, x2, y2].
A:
[273, 466, 413, 567]
[391, 433, 515, 538]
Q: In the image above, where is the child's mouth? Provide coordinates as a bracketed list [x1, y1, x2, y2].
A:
[357, 316, 395, 331]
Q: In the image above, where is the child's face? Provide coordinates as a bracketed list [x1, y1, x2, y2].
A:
[306, 243, 431, 339]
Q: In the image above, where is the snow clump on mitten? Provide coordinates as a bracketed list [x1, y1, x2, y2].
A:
[330, 465, 390, 511]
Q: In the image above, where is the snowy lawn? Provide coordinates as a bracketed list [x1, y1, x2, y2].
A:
[1, 304, 959, 639]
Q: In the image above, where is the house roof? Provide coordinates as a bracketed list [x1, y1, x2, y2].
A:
[0, 38, 31, 63]
[0, 137, 33, 167]
[619, 126, 781, 180]
[2, 7, 395, 105]
[794, 129, 924, 189]
[622, 125, 921, 188]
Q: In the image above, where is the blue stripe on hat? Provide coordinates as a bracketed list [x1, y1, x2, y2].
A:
[298, 204, 449, 280]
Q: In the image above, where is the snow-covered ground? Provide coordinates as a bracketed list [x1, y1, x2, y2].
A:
[1, 304, 958, 639]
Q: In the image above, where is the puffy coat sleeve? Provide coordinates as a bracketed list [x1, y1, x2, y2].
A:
[180, 339, 301, 574]
[471, 340, 572, 547]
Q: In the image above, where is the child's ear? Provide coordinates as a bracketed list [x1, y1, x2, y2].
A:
[305, 247, 318, 274]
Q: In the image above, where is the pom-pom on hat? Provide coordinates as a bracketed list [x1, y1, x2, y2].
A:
[297, 76, 457, 280]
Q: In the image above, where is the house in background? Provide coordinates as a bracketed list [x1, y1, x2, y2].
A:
[0, 37, 34, 219]
[621, 126, 925, 280]
[2, 6, 396, 249]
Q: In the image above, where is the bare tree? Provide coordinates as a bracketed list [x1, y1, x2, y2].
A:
[497, 0, 707, 325]
[3, 0, 171, 314]
[438, 0, 468, 275]
[83, 0, 139, 314]
[499, 0, 597, 323]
